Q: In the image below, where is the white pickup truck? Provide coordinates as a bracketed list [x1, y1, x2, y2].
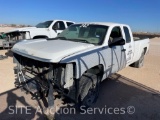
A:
[12, 22, 149, 108]
[3, 20, 74, 48]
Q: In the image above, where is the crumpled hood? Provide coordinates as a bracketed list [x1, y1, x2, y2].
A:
[12, 39, 94, 62]
[6, 27, 49, 33]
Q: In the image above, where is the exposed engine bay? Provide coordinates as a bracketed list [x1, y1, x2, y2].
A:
[13, 53, 77, 107]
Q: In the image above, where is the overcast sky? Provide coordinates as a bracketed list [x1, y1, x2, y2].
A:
[0, 0, 159, 32]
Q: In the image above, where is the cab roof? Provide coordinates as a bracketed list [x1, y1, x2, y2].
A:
[76, 22, 128, 27]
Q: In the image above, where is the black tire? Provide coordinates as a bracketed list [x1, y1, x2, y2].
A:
[79, 73, 100, 108]
[133, 50, 145, 68]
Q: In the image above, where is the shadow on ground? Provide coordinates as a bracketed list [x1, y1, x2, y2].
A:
[0, 73, 160, 120]
[54, 74, 160, 120]
[5, 49, 13, 57]
[0, 87, 46, 120]
[0, 48, 13, 57]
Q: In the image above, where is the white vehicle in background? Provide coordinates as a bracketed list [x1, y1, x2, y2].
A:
[3, 20, 74, 48]
[12, 22, 150, 109]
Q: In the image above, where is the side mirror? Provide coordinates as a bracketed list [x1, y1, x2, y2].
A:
[116, 38, 125, 45]
[109, 38, 125, 47]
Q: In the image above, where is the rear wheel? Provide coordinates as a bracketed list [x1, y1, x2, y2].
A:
[79, 73, 100, 108]
[133, 50, 145, 68]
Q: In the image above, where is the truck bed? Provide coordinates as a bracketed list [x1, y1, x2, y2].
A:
[132, 38, 150, 63]
[133, 37, 149, 41]
[133, 34, 149, 41]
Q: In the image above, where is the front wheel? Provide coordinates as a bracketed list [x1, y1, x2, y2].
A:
[79, 73, 100, 108]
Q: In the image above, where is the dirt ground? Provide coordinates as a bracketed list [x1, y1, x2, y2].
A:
[0, 38, 160, 120]
[0, 27, 16, 32]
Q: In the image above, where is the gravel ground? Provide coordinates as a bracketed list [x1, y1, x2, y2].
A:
[0, 38, 160, 120]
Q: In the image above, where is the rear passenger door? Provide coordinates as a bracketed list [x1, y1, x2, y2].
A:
[123, 26, 134, 66]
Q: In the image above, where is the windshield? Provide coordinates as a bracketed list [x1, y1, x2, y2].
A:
[57, 24, 108, 45]
[36, 21, 53, 28]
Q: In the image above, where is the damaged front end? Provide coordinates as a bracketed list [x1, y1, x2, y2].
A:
[13, 53, 77, 108]
[3, 31, 30, 48]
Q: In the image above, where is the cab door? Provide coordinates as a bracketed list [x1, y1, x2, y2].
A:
[107, 26, 126, 73]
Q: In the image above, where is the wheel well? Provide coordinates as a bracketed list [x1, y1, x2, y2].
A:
[86, 64, 104, 76]
[33, 35, 48, 39]
[78, 66, 103, 104]
[144, 47, 147, 55]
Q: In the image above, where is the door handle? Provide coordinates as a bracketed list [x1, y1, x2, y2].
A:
[121, 49, 126, 52]
[108, 64, 114, 68]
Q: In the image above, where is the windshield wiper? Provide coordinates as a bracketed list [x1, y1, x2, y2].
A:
[69, 39, 91, 44]
[56, 37, 67, 40]
[47, 37, 95, 45]
[47, 37, 67, 40]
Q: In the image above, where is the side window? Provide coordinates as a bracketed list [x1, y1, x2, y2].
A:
[110, 27, 122, 38]
[123, 26, 131, 43]
[66, 22, 74, 27]
[53, 21, 65, 30]
[109, 27, 122, 44]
